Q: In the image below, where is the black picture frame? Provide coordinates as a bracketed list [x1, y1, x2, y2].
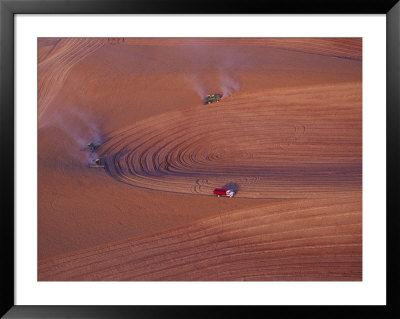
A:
[1, 0, 399, 318]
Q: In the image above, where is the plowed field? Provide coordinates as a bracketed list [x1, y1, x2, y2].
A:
[38, 38, 362, 281]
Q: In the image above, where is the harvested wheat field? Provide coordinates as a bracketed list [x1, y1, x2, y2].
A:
[38, 38, 362, 281]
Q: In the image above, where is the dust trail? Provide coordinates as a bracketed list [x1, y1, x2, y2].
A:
[41, 106, 103, 164]
[185, 72, 241, 101]
[183, 74, 208, 100]
[218, 72, 241, 97]
[182, 45, 244, 101]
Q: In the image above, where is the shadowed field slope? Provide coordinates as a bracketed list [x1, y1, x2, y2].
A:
[38, 196, 361, 281]
[98, 82, 361, 199]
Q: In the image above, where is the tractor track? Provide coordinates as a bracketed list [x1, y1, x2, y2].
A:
[38, 197, 362, 281]
[96, 83, 361, 199]
[38, 38, 106, 123]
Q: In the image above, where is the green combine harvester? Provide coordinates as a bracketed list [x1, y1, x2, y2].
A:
[81, 142, 99, 152]
[88, 157, 105, 168]
[87, 142, 97, 152]
[204, 93, 223, 105]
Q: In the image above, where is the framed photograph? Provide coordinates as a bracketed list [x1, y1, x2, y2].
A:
[1, 0, 399, 318]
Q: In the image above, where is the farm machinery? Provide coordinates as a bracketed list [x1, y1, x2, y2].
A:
[81, 142, 99, 152]
[88, 157, 105, 168]
[204, 93, 223, 105]
[213, 188, 235, 198]
[82, 141, 105, 168]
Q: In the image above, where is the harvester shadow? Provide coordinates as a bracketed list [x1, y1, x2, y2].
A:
[222, 182, 240, 194]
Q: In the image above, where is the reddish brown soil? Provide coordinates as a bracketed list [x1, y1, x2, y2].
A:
[38, 38, 362, 280]
[39, 197, 361, 281]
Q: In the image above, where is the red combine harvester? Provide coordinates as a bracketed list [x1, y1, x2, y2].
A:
[213, 188, 236, 198]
